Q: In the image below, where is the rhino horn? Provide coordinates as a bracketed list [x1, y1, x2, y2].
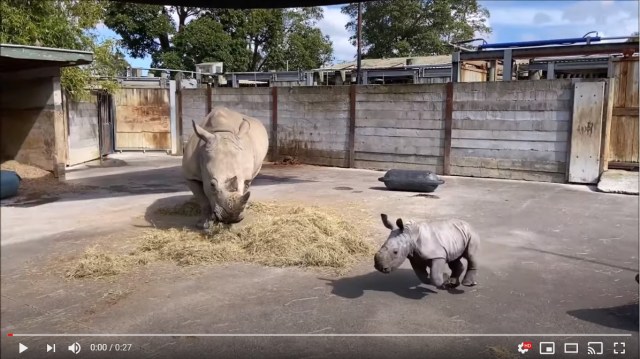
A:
[238, 191, 251, 206]
[192, 120, 217, 144]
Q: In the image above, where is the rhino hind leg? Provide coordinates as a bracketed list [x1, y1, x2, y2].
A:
[462, 238, 478, 287]
[186, 179, 214, 229]
[444, 258, 464, 288]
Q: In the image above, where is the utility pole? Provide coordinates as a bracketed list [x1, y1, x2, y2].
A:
[356, 2, 363, 85]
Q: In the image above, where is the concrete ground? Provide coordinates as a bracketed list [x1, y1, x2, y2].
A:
[1, 152, 638, 359]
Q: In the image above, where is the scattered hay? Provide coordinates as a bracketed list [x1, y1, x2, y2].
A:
[155, 198, 201, 216]
[67, 201, 375, 279]
[1, 160, 87, 197]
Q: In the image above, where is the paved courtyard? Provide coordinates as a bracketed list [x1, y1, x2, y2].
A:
[1, 153, 638, 359]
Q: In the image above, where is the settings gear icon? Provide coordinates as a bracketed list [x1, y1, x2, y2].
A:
[517, 342, 531, 354]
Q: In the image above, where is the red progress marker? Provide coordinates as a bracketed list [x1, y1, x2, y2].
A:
[7, 333, 13, 337]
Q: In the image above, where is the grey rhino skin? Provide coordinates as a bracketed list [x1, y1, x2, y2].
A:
[374, 214, 480, 290]
[182, 106, 269, 227]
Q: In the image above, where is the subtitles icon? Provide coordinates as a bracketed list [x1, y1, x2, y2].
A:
[564, 343, 579, 354]
[540, 342, 555, 355]
[587, 342, 603, 355]
[518, 341, 533, 354]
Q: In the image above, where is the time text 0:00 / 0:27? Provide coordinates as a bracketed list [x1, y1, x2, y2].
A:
[90, 343, 133, 352]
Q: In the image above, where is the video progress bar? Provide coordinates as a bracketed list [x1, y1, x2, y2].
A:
[7, 334, 635, 337]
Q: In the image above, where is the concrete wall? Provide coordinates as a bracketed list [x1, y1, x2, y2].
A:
[0, 67, 65, 174]
[180, 87, 272, 147]
[451, 80, 573, 182]
[278, 86, 350, 167]
[354, 85, 445, 173]
[178, 79, 594, 184]
[67, 97, 100, 166]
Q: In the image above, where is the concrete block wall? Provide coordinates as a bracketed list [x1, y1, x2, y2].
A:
[181, 87, 272, 148]
[180, 88, 207, 144]
[354, 84, 446, 172]
[450, 79, 574, 182]
[277, 86, 350, 167]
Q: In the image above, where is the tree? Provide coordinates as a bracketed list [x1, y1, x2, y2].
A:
[341, 0, 491, 58]
[104, 3, 334, 73]
[0, 0, 128, 99]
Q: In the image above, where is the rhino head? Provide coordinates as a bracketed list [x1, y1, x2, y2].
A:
[192, 118, 254, 224]
[374, 214, 414, 273]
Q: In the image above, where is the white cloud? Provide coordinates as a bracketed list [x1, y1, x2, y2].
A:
[317, 6, 355, 64]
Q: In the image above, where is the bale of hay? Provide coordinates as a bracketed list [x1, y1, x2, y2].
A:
[67, 201, 375, 279]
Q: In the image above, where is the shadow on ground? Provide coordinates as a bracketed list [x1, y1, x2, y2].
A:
[320, 268, 440, 300]
[142, 194, 199, 230]
[2, 166, 319, 208]
[567, 303, 639, 331]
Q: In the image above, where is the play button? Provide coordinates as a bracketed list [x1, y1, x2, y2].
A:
[19, 343, 28, 353]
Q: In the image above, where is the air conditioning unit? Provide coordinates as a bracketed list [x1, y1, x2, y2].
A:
[196, 62, 224, 76]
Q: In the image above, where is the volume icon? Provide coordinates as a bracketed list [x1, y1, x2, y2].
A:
[68, 342, 81, 355]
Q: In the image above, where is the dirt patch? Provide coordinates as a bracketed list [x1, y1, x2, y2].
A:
[1, 160, 90, 198]
[485, 346, 518, 359]
[66, 201, 375, 279]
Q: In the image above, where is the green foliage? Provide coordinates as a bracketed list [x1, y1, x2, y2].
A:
[341, 0, 491, 58]
[0, 0, 128, 100]
[104, 3, 334, 73]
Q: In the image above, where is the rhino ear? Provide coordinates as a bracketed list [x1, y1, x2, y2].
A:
[238, 118, 251, 137]
[396, 218, 404, 232]
[193, 120, 216, 144]
[381, 213, 394, 230]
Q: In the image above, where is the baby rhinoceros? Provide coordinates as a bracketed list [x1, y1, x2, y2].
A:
[374, 214, 480, 290]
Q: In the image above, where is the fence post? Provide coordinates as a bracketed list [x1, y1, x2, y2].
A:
[206, 84, 212, 115]
[443, 82, 454, 175]
[271, 86, 279, 162]
[600, 77, 616, 174]
[175, 73, 184, 155]
[347, 84, 357, 168]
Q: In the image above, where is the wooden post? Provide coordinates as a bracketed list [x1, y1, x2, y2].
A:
[206, 84, 212, 115]
[600, 77, 616, 173]
[347, 84, 357, 168]
[271, 86, 278, 162]
[443, 82, 454, 175]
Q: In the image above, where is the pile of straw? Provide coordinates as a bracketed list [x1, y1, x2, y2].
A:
[67, 201, 374, 279]
[1, 160, 86, 197]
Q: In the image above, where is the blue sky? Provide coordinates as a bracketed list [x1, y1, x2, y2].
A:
[95, 0, 639, 71]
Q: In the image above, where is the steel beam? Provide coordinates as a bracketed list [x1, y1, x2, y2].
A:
[502, 49, 512, 81]
[459, 42, 639, 61]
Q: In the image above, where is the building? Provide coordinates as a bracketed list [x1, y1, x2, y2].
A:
[0, 44, 93, 178]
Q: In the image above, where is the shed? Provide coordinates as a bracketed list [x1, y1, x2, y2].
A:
[0, 44, 93, 178]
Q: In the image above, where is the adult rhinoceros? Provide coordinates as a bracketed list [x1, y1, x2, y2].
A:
[182, 106, 269, 228]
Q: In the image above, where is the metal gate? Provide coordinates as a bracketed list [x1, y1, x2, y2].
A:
[97, 91, 115, 156]
[113, 87, 171, 151]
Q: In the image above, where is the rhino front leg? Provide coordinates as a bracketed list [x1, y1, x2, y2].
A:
[186, 179, 215, 229]
[445, 258, 464, 288]
[409, 257, 430, 285]
[430, 258, 449, 289]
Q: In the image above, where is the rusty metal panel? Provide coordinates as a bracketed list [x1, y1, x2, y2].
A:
[609, 58, 639, 163]
[568, 81, 605, 184]
[114, 88, 171, 151]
